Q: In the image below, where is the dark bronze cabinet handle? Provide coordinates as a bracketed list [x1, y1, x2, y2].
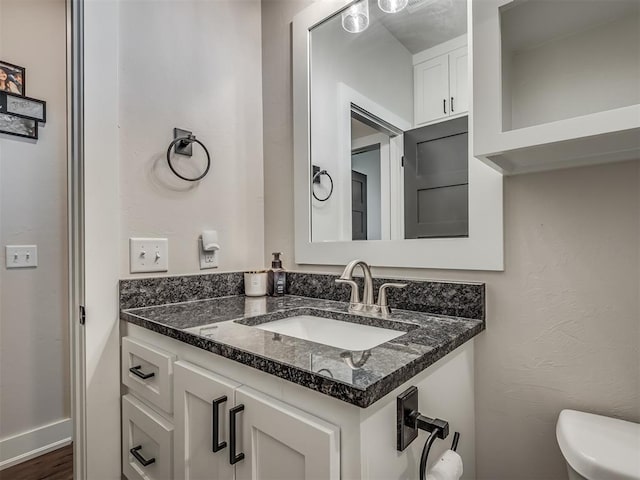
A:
[229, 404, 245, 465]
[129, 365, 155, 380]
[443, 98, 447, 114]
[451, 96, 455, 112]
[130, 445, 155, 467]
[212, 396, 227, 452]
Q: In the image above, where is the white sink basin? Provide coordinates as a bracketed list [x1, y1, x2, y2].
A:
[254, 315, 405, 351]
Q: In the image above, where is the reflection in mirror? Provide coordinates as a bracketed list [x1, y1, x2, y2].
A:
[309, 0, 468, 243]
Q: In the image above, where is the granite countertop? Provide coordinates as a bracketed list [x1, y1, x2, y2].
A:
[121, 294, 484, 408]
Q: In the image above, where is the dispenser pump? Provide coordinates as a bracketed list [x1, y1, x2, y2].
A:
[271, 252, 283, 269]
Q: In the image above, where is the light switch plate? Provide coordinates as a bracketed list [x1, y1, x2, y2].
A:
[129, 238, 168, 273]
[5, 245, 38, 268]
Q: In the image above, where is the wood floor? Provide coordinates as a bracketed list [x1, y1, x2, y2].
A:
[0, 444, 73, 480]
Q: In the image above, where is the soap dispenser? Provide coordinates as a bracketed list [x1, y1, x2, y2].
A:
[267, 252, 286, 297]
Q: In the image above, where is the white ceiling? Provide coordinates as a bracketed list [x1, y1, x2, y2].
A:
[372, 0, 467, 54]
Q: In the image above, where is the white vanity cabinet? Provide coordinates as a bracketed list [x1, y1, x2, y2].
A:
[414, 42, 468, 126]
[121, 324, 476, 479]
[172, 360, 340, 480]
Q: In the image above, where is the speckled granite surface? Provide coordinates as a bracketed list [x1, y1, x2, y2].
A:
[286, 272, 485, 320]
[120, 272, 244, 309]
[120, 271, 485, 320]
[121, 295, 484, 407]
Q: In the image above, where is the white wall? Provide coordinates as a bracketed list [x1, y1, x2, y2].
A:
[310, 13, 413, 242]
[0, 0, 70, 455]
[119, 0, 265, 276]
[262, 1, 640, 478]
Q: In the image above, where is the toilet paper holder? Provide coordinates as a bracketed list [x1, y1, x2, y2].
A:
[397, 386, 461, 480]
[397, 386, 450, 451]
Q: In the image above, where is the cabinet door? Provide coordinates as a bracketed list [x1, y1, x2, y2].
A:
[233, 386, 340, 480]
[174, 361, 241, 480]
[414, 54, 450, 125]
[449, 46, 468, 116]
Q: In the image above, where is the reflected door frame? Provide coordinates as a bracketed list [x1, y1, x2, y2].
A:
[338, 83, 411, 242]
[350, 133, 403, 241]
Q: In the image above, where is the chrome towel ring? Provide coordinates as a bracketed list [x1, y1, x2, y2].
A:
[312, 167, 333, 202]
[166, 128, 211, 182]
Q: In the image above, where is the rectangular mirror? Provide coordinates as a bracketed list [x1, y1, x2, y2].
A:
[293, 0, 504, 270]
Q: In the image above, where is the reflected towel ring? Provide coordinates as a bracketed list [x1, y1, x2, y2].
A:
[166, 134, 211, 182]
[312, 169, 333, 202]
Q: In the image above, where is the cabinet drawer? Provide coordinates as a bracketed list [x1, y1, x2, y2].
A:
[122, 394, 173, 480]
[122, 336, 176, 414]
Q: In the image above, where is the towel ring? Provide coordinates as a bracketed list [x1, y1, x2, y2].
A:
[166, 135, 211, 182]
[312, 169, 333, 202]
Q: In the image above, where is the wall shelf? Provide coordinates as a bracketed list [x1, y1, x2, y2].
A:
[473, 0, 640, 175]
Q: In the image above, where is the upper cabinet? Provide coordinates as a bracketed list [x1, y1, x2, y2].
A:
[414, 36, 468, 126]
[474, 0, 640, 175]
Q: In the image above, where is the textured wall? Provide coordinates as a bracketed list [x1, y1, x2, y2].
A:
[119, 0, 265, 277]
[261, 1, 640, 477]
[0, 0, 69, 439]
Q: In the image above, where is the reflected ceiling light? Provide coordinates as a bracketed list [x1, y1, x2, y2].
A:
[342, 0, 369, 33]
[378, 0, 408, 13]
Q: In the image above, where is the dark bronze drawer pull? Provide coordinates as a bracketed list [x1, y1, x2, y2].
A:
[130, 445, 155, 467]
[212, 395, 228, 452]
[229, 404, 245, 465]
[129, 365, 155, 380]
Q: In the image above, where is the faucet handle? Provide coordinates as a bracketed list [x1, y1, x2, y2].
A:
[335, 279, 360, 306]
[377, 283, 408, 309]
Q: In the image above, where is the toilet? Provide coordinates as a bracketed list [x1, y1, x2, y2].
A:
[556, 409, 640, 480]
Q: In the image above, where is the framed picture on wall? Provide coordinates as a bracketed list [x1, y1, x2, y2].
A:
[0, 60, 26, 96]
[0, 92, 46, 122]
[0, 113, 38, 139]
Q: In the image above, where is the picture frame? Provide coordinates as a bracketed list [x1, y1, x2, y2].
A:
[0, 60, 26, 96]
[0, 91, 46, 122]
[0, 113, 38, 139]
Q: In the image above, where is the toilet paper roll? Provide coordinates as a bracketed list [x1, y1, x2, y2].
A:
[426, 450, 463, 480]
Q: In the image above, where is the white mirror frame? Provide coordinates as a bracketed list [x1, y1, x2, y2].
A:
[293, 0, 504, 270]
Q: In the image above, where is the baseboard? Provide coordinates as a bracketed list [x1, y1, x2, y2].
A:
[0, 418, 72, 470]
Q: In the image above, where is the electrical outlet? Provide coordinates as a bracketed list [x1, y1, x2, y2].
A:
[199, 238, 219, 270]
[5, 245, 38, 268]
[130, 238, 168, 273]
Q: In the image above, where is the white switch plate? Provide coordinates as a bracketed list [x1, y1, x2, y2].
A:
[5, 245, 38, 268]
[199, 238, 219, 270]
[129, 238, 168, 273]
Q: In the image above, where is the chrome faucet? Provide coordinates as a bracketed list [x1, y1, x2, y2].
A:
[336, 260, 407, 315]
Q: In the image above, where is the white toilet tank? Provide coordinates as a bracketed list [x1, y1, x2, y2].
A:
[556, 409, 640, 480]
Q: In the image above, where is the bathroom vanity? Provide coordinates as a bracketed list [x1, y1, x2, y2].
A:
[119, 272, 484, 480]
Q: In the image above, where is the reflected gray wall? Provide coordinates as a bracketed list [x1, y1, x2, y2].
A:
[352, 149, 382, 240]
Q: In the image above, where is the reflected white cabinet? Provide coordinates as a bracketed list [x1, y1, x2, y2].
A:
[449, 47, 468, 117]
[414, 55, 450, 125]
[414, 45, 468, 126]
[172, 360, 340, 480]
